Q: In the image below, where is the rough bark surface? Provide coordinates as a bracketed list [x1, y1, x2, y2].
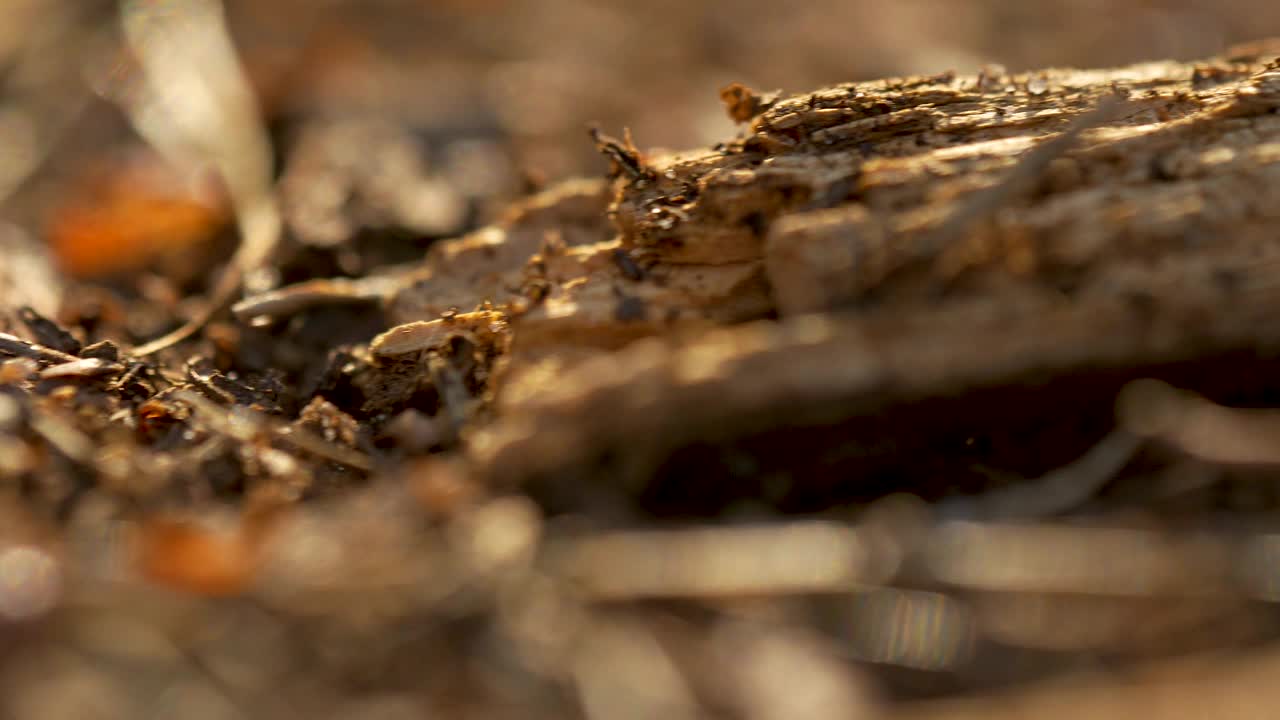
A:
[333, 48, 1280, 514]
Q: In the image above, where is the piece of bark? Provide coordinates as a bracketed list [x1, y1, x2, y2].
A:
[608, 58, 1280, 317]
[439, 50, 1280, 512]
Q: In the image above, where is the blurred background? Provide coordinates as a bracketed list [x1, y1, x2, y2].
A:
[221, 0, 1280, 176]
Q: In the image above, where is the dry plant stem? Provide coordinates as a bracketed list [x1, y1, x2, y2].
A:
[936, 430, 1141, 520]
[0, 332, 80, 365]
[549, 516, 1257, 603]
[129, 199, 282, 357]
[549, 522, 868, 600]
[921, 520, 1227, 596]
[129, 268, 243, 357]
[121, 0, 281, 357]
[893, 646, 1280, 720]
[39, 358, 124, 379]
[230, 276, 400, 322]
[1120, 379, 1280, 465]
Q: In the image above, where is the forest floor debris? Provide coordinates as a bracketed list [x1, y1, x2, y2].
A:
[5, 19, 1280, 718]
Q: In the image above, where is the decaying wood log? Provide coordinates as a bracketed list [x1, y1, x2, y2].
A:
[481, 49, 1280, 513]
[240, 46, 1280, 514]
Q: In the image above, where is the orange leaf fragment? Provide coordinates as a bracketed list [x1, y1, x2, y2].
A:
[133, 493, 291, 597]
[134, 517, 257, 597]
[47, 153, 229, 278]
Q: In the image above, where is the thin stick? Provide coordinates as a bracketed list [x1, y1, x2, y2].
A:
[0, 332, 81, 365]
